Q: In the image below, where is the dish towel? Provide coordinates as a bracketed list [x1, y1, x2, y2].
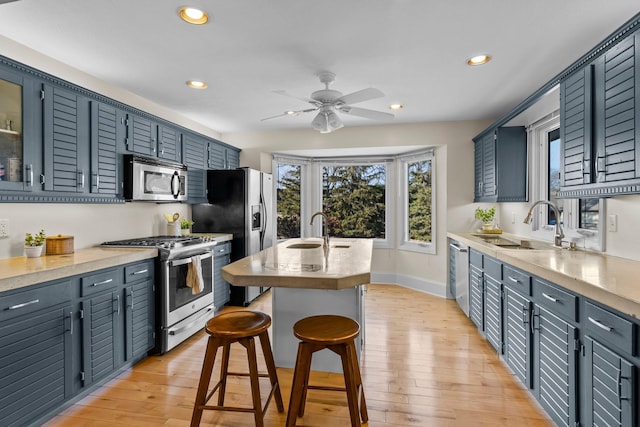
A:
[187, 254, 204, 295]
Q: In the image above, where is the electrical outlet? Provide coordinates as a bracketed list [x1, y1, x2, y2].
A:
[607, 214, 618, 232]
[0, 219, 8, 238]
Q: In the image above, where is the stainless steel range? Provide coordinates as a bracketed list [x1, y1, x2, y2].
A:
[101, 235, 218, 353]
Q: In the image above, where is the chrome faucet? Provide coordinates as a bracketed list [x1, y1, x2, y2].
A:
[524, 200, 564, 247]
[310, 211, 329, 248]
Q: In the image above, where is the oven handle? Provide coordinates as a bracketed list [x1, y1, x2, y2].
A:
[168, 306, 215, 335]
[169, 251, 213, 267]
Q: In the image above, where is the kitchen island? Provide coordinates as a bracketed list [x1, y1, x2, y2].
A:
[222, 237, 372, 372]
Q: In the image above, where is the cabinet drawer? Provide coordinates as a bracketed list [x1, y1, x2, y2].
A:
[81, 269, 119, 296]
[214, 242, 232, 257]
[484, 256, 502, 280]
[470, 248, 483, 269]
[124, 261, 154, 284]
[533, 278, 578, 322]
[584, 301, 635, 356]
[503, 264, 531, 296]
[0, 279, 71, 322]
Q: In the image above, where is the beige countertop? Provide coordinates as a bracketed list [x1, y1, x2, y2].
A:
[0, 247, 158, 293]
[222, 238, 372, 290]
[448, 231, 640, 319]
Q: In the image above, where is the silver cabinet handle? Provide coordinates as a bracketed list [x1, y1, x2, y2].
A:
[8, 299, 40, 310]
[69, 311, 73, 335]
[588, 316, 613, 332]
[95, 174, 100, 190]
[78, 169, 85, 188]
[542, 293, 558, 303]
[508, 276, 519, 283]
[132, 269, 148, 275]
[114, 294, 120, 315]
[92, 278, 113, 287]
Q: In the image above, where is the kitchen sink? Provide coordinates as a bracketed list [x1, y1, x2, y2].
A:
[331, 244, 351, 248]
[287, 243, 322, 249]
[474, 234, 555, 250]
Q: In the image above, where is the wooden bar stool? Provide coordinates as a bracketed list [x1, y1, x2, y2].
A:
[190, 310, 284, 427]
[286, 315, 368, 427]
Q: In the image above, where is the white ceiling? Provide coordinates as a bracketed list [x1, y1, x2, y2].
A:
[0, 0, 638, 135]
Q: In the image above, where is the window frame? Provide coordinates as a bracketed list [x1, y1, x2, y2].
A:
[272, 155, 310, 243]
[396, 149, 436, 254]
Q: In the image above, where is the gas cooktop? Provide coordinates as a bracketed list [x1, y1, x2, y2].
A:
[101, 235, 216, 250]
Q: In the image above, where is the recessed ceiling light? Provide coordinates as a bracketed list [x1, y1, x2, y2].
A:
[389, 104, 403, 110]
[187, 80, 207, 89]
[178, 7, 209, 25]
[467, 54, 492, 66]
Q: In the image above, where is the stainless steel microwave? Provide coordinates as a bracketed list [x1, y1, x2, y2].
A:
[123, 154, 187, 202]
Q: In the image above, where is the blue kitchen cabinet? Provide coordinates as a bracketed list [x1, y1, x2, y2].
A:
[483, 256, 503, 354]
[213, 241, 232, 308]
[42, 82, 90, 194]
[157, 124, 181, 163]
[558, 28, 640, 197]
[123, 260, 155, 361]
[0, 60, 39, 197]
[124, 112, 157, 157]
[502, 264, 533, 388]
[182, 132, 208, 203]
[0, 279, 73, 427]
[208, 139, 241, 170]
[469, 248, 484, 332]
[473, 126, 527, 202]
[227, 147, 240, 169]
[89, 101, 122, 196]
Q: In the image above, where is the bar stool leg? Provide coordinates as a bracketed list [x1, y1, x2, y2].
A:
[347, 341, 368, 422]
[335, 344, 361, 427]
[297, 342, 320, 418]
[217, 342, 231, 406]
[191, 337, 221, 427]
[286, 342, 310, 427]
[258, 331, 285, 412]
[240, 337, 264, 427]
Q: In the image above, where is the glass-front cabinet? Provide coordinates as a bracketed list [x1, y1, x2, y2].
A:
[0, 62, 36, 193]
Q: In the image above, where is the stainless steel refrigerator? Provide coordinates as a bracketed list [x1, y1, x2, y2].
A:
[192, 167, 273, 306]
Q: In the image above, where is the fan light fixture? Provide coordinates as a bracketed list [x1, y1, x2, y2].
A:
[312, 110, 343, 134]
[178, 7, 209, 25]
[467, 54, 492, 66]
[186, 80, 207, 89]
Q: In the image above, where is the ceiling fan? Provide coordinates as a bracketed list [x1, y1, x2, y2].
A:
[262, 71, 394, 133]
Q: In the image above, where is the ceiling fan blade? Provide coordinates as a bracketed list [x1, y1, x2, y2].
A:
[260, 108, 317, 121]
[272, 89, 319, 105]
[336, 87, 384, 105]
[339, 106, 394, 121]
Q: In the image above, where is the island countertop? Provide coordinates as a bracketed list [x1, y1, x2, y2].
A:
[0, 247, 158, 293]
[222, 238, 372, 290]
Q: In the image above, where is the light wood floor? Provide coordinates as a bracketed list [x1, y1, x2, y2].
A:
[44, 284, 553, 426]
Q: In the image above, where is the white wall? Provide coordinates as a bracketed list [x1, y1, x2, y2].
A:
[222, 120, 493, 296]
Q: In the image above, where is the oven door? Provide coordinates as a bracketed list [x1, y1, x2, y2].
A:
[162, 251, 214, 328]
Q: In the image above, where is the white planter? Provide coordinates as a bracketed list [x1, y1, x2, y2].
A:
[24, 245, 43, 258]
[181, 228, 191, 236]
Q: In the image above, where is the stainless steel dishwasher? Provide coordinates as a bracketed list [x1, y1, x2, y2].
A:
[449, 239, 469, 316]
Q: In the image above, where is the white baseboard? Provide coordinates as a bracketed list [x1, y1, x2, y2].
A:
[371, 271, 447, 298]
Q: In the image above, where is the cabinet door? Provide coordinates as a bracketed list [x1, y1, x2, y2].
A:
[469, 264, 484, 332]
[495, 126, 527, 202]
[125, 113, 157, 157]
[484, 275, 502, 353]
[584, 336, 635, 427]
[593, 32, 640, 183]
[157, 124, 180, 162]
[124, 279, 154, 361]
[0, 62, 37, 194]
[560, 66, 593, 187]
[503, 286, 532, 388]
[89, 101, 119, 195]
[208, 140, 225, 169]
[227, 148, 240, 169]
[534, 306, 578, 427]
[473, 132, 496, 201]
[182, 133, 208, 203]
[81, 291, 119, 387]
[0, 300, 72, 427]
[214, 245, 232, 307]
[42, 83, 89, 193]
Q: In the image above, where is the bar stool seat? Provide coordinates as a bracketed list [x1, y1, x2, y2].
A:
[191, 310, 284, 427]
[286, 315, 368, 427]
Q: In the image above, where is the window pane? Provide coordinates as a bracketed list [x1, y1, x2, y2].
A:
[547, 129, 563, 225]
[322, 165, 386, 239]
[579, 198, 599, 229]
[407, 159, 432, 242]
[276, 164, 301, 239]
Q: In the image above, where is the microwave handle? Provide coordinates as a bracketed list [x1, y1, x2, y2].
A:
[171, 171, 180, 199]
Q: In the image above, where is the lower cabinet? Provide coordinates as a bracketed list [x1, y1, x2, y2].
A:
[503, 285, 533, 388]
[0, 279, 73, 427]
[469, 263, 484, 332]
[213, 241, 232, 308]
[0, 258, 155, 426]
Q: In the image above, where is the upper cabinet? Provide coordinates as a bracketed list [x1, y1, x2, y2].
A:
[474, 126, 527, 203]
[558, 28, 640, 198]
[208, 139, 240, 170]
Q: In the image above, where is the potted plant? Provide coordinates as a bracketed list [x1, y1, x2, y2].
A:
[180, 219, 194, 236]
[475, 207, 496, 230]
[24, 229, 46, 258]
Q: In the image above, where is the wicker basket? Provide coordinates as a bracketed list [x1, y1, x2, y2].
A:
[46, 235, 74, 255]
